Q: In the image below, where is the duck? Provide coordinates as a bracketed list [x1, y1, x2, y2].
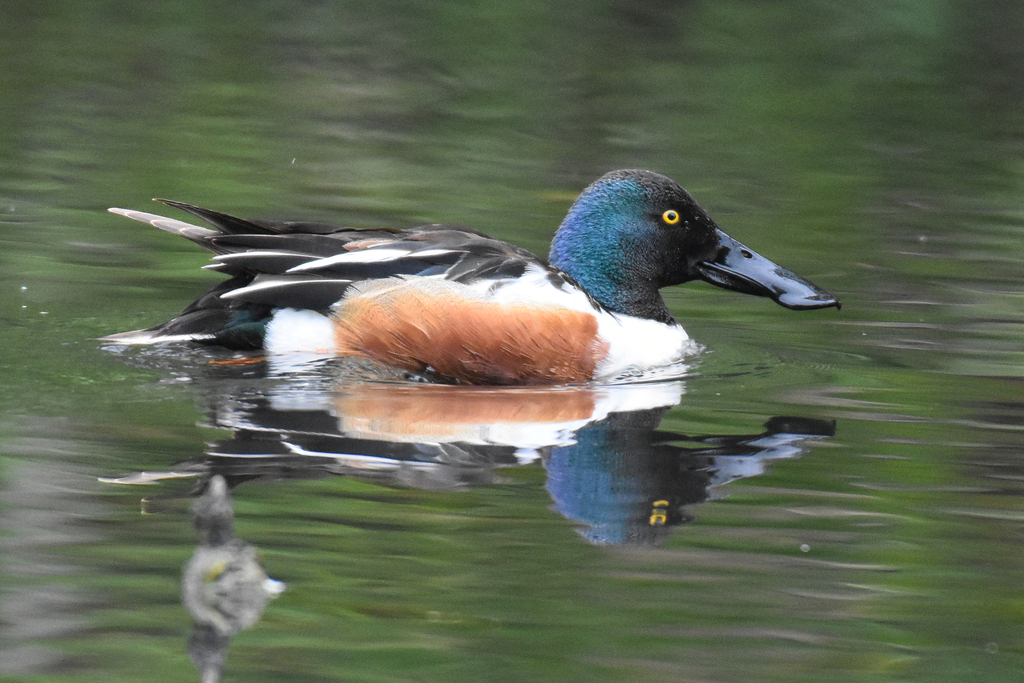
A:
[103, 169, 839, 385]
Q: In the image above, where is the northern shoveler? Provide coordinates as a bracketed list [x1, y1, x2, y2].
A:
[104, 169, 839, 384]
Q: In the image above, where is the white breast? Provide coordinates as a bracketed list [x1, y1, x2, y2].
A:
[468, 265, 699, 380]
[592, 312, 698, 380]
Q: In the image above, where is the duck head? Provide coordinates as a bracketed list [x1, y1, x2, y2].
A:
[548, 169, 840, 323]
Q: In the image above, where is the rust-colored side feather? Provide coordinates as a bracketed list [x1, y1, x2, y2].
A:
[333, 279, 609, 385]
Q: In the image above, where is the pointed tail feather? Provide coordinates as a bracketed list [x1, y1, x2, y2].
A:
[108, 207, 220, 249]
[154, 199, 279, 236]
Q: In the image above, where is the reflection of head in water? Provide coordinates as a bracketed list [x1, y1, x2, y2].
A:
[546, 412, 836, 546]
[546, 409, 711, 545]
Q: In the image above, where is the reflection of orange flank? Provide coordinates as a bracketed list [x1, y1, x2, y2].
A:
[333, 279, 609, 385]
[335, 383, 598, 441]
[208, 356, 266, 366]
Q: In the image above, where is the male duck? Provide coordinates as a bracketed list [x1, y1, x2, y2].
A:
[104, 170, 839, 384]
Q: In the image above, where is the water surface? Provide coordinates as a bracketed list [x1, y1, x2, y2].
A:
[3, 2, 1024, 681]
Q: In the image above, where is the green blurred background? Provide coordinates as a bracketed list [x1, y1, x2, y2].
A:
[3, 1, 1024, 681]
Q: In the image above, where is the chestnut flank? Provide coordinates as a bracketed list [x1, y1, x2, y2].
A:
[333, 279, 608, 384]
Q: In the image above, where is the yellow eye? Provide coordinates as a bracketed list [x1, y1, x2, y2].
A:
[662, 209, 680, 225]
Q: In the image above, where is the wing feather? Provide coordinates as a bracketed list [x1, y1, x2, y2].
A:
[105, 200, 567, 350]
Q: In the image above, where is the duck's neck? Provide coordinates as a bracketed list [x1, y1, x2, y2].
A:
[549, 218, 677, 325]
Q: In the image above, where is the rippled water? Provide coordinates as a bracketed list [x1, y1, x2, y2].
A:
[4, 2, 1024, 681]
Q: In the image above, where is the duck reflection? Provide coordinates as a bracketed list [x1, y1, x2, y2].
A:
[182, 474, 284, 683]
[110, 375, 835, 545]
[545, 412, 834, 544]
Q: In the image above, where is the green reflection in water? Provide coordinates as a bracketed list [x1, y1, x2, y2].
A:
[3, 0, 1024, 681]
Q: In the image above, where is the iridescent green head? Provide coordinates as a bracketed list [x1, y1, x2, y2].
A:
[549, 169, 839, 322]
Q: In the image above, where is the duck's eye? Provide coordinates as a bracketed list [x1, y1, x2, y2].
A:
[662, 210, 680, 225]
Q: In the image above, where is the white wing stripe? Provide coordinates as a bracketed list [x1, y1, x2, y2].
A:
[288, 248, 414, 270]
[213, 250, 310, 262]
[220, 278, 351, 299]
[288, 247, 461, 272]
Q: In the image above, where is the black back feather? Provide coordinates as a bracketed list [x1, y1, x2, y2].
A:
[108, 200, 562, 349]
